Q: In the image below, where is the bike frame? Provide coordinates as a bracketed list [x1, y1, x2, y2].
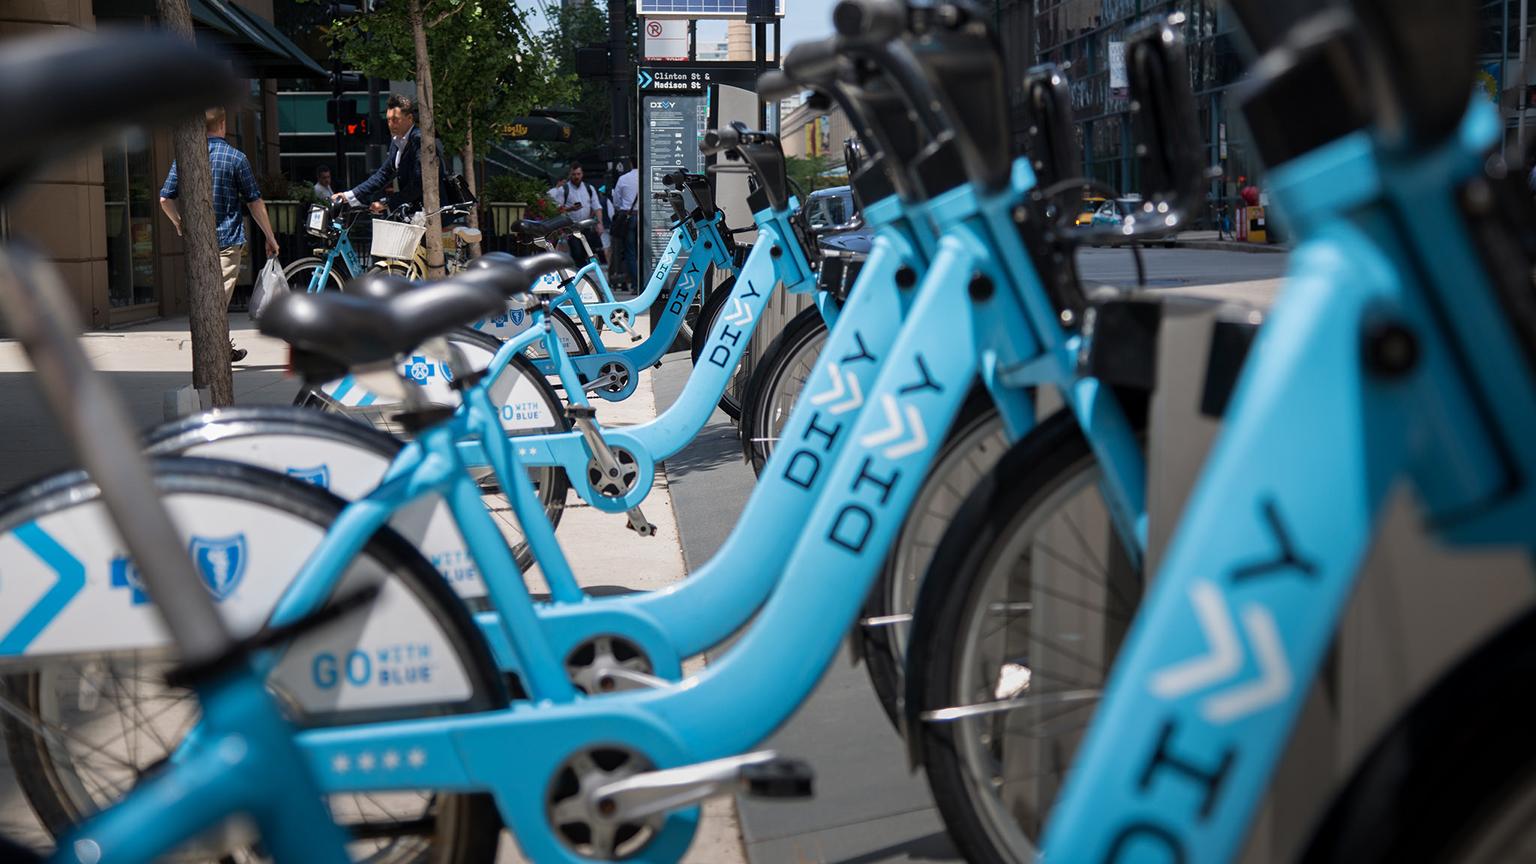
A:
[520, 214, 737, 401]
[253, 158, 1147, 862]
[307, 219, 365, 293]
[59, 669, 351, 864]
[1041, 99, 1536, 862]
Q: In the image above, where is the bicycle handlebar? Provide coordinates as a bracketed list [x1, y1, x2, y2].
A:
[757, 70, 802, 103]
[781, 38, 843, 88]
[833, 0, 906, 44]
[702, 124, 779, 156]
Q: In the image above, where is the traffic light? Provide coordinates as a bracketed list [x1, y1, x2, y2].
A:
[326, 98, 359, 125]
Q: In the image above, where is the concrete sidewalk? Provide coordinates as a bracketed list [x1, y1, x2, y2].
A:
[0, 313, 747, 862]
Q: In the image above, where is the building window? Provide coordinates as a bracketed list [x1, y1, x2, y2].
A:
[104, 137, 157, 309]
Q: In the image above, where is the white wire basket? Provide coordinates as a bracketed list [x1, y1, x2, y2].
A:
[370, 218, 426, 260]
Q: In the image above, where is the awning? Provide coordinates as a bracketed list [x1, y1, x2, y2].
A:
[497, 116, 574, 143]
[219, 2, 328, 78]
[94, 0, 325, 78]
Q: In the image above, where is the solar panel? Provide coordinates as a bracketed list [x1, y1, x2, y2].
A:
[636, 0, 782, 18]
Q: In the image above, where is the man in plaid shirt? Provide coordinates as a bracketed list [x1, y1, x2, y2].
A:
[159, 107, 279, 363]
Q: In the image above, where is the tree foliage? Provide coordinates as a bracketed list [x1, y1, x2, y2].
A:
[328, 0, 573, 155]
[539, 1, 612, 158]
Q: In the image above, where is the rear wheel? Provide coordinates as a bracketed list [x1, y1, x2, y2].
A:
[0, 460, 507, 864]
[689, 280, 748, 420]
[908, 413, 1145, 863]
[291, 328, 570, 571]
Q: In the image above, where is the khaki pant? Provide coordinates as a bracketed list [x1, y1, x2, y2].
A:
[218, 245, 244, 308]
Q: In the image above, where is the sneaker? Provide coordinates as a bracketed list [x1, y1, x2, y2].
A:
[230, 341, 247, 363]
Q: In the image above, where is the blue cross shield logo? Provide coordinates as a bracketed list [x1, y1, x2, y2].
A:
[286, 465, 331, 489]
[189, 534, 247, 601]
[404, 355, 435, 385]
[109, 556, 150, 605]
[491, 312, 509, 327]
[509, 308, 526, 327]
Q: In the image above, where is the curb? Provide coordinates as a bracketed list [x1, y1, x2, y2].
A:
[1175, 240, 1290, 255]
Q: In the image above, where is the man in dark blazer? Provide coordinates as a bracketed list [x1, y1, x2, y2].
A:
[332, 93, 448, 215]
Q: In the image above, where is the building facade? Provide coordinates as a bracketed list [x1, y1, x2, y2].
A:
[0, 0, 316, 327]
[1010, 0, 1536, 225]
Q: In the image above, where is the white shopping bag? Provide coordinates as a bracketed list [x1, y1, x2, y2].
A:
[249, 258, 287, 322]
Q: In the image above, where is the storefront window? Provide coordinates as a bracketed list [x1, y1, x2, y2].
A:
[104, 137, 157, 309]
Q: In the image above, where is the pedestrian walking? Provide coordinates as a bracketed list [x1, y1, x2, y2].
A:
[158, 106, 279, 364]
[610, 160, 639, 292]
[313, 164, 334, 201]
[548, 161, 606, 265]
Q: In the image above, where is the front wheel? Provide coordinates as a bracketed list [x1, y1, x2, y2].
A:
[283, 256, 348, 293]
[907, 412, 1145, 864]
[739, 306, 827, 475]
[689, 279, 748, 421]
[1302, 603, 1536, 864]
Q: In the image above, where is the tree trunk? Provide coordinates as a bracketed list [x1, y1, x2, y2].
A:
[462, 117, 483, 258]
[408, 0, 446, 279]
[158, 0, 234, 406]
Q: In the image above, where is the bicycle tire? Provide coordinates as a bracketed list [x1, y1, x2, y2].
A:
[739, 305, 827, 475]
[859, 396, 1006, 729]
[537, 305, 593, 360]
[288, 329, 569, 572]
[283, 256, 348, 293]
[0, 457, 506, 864]
[688, 278, 748, 421]
[1302, 603, 1536, 864]
[906, 412, 1145, 864]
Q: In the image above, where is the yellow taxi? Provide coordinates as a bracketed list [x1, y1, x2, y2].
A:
[1074, 196, 1107, 226]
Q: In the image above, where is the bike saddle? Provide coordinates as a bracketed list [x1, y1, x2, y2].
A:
[0, 31, 240, 195]
[260, 268, 510, 368]
[469, 250, 573, 298]
[513, 214, 574, 236]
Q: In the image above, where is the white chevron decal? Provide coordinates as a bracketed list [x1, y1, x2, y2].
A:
[722, 297, 754, 327]
[1150, 582, 1241, 699]
[884, 404, 927, 458]
[810, 363, 847, 405]
[1149, 581, 1293, 724]
[860, 395, 906, 448]
[1203, 607, 1291, 723]
[809, 363, 863, 414]
[859, 395, 927, 458]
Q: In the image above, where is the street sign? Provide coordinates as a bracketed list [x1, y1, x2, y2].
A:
[643, 18, 689, 61]
[636, 0, 781, 18]
[1108, 41, 1128, 98]
[638, 67, 712, 94]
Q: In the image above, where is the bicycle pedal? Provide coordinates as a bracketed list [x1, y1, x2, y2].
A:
[630, 333, 643, 343]
[742, 757, 815, 799]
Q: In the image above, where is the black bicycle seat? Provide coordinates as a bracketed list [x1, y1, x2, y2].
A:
[0, 31, 240, 195]
[513, 215, 574, 237]
[572, 217, 600, 231]
[343, 272, 419, 301]
[472, 250, 573, 285]
[260, 268, 509, 368]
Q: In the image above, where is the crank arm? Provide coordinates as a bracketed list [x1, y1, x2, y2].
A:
[592, 751, 813, 823]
